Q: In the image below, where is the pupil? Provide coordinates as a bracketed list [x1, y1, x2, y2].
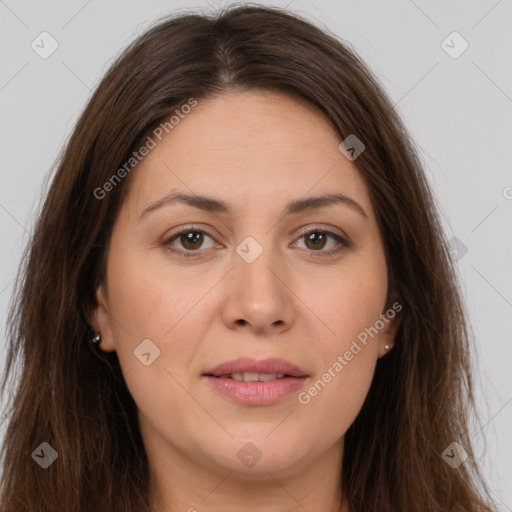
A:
[179, 231, 326, 251]
[182, 232, 202, 249]
[307, 232, 326, 250]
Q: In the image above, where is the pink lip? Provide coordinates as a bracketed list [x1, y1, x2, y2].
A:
[203, 357, 308, 378]
[204, 376, 307, 406]
[202, 357, 309, 406]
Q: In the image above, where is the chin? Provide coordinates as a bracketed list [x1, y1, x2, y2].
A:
[202, 433, 309, 477]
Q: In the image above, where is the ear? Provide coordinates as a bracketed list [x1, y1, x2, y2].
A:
[87, 284, 116, 353]
[377, 300, 402, 358]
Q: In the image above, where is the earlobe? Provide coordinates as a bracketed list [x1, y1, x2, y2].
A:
[87, 285, 116, 353]
[378, 308, 402, 358]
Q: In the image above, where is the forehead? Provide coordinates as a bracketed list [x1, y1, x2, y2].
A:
[125, 90, 372, 217]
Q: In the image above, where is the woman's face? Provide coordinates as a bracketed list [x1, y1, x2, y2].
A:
[92, 90, 400, 478]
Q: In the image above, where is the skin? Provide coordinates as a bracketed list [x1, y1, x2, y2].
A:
[90, 90, 401, 512]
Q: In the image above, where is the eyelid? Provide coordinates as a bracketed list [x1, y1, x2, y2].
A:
[161, 224, 218, 248]
[162, 224, 351, 258]
[291, 225, 351, 255]
[294, 224, 349, 241]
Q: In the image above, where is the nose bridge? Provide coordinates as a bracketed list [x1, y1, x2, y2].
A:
[221, 232, 294, 334]
[235, 232, 284, 304]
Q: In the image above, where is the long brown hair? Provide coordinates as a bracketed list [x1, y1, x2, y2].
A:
[0, 4, 495, 511]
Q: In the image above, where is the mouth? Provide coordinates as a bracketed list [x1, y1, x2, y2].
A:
[206, 372, 290, 381]
[203, 357, 308, 378]
[202, 358, 309, 406]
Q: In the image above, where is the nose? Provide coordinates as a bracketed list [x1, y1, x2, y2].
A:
[220, 245, 295, 336]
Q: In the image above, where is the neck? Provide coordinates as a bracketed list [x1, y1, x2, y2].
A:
[145, 436, 349, 512]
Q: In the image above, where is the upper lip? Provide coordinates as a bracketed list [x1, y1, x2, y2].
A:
[203, 357, 308, 378]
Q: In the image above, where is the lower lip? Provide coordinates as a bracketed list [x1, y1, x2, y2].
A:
[203, 375, 307, 406]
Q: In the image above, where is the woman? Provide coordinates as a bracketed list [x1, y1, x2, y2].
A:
[0, 4, 496, 511]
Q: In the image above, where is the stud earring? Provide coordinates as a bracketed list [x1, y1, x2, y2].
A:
[384, 344, 390, 350]
[91, 333, 102, 347]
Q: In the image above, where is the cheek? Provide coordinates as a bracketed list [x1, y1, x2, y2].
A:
[305, 263, 388, 352]
[298, 338, 376, 440]
[106, 242, 206, 340]
[295, 255, 386, 431]
[326, 361, 375, 437]
[105, 248, 206, 432]
[104, 243, 212, 401]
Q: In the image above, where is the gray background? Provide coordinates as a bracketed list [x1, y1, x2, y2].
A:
[0, 0, 510, 508]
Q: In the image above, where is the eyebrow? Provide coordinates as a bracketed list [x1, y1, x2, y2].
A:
[138, 191, 368, 220]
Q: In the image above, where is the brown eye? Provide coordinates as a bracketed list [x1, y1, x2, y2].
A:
[162, 227, 349, 259]
[293, 229, 350, 257]
[162, 229, 216, 258]
[304, 231, 328, 250]
[178, 231, 205, 250]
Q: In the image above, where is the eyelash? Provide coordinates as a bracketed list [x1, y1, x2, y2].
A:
[161, 226, 351, 259]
